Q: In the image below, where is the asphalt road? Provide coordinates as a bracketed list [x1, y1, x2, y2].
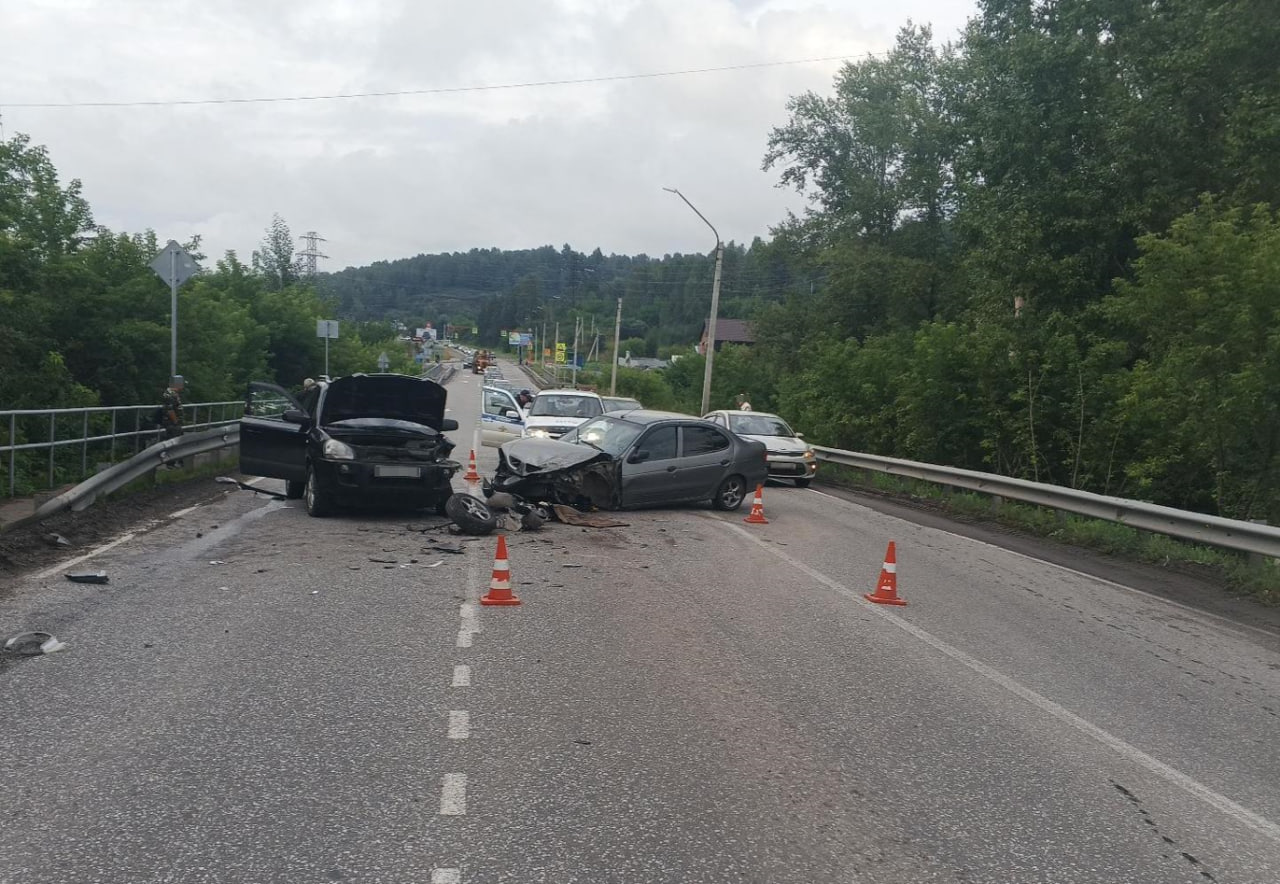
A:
[2, 360, 1279, 883]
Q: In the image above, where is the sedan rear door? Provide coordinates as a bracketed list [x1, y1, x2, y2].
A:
[674, 424, 737, 500]
[239, 382, 308, 482]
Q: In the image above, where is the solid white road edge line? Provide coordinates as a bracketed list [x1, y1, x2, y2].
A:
[440, 774, 467, 815]
[809, 487, 1279, 641]
[31, 532, 137, 580]
[711, 515, 1280, 846]
[168, 504, 200, 519]
[448, 711, 470, 740]
[452, 665, 471, 687]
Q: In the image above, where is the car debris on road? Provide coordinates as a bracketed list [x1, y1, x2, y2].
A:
[3, 631, 68, 656]
[66, 571, 109, 584]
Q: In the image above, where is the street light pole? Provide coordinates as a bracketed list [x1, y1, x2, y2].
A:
[610, 297, 622, 396]
[663, 187, 723, 416]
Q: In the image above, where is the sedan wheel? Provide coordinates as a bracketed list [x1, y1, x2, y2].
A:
[712, 475, 748, 511]
[795, 477, 812, 488]
[285, 479, 305, 499]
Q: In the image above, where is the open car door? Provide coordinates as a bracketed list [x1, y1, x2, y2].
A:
[240, 381, 308, 482]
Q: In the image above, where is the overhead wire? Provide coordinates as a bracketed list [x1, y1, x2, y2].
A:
[3, 53, 866, 109]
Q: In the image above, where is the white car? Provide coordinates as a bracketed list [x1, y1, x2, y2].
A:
[480, 384, 527, 447]
[523, 389, 606, 439]
[703, 409, 817, 487]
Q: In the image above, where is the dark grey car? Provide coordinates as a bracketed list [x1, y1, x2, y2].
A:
[492, 410, 768, 511]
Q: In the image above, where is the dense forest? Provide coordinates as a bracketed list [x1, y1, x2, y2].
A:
[322, 241, 798, 357]
[5, 0, 1280, 522]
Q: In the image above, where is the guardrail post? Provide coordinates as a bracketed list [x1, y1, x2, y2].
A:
[134, 410, 141, 455]
[110, 410, 117, 463]
[48, 413, 56, 489]
[8, 413, 15, 497]
[81, 411, 89, 479]
[1247, 520, 1275, 569]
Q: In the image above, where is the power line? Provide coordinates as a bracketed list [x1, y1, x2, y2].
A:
[4, 53, 865, 109]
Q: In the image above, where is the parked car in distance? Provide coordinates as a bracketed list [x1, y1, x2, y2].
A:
[703, 409, 817, 487]
[522, 389, 605, 439]
[493, 410, 767, 511]
[601, 396, 643, 413]
[240, 373, 461, 517]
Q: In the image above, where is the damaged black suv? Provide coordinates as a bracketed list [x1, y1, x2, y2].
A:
[240, 374, 461, 517]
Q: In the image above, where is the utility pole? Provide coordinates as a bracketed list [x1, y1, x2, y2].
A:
[610, 297, 622, 396]
[298, 231, 328, 277]
[571, 316, 581, 389]
[663, 188, 723, 415]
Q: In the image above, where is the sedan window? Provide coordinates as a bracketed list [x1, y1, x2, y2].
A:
[637, 426, 678, 460]
[682, 425, 730, 456]
[729, 414, 794, 436]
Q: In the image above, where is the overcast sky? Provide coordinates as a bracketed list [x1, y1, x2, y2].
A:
[2, 0, 977, 270]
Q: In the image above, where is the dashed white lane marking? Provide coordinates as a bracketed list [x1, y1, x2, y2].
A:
[431, 871, 461, 884]
[31, 532, 137, 580]
[448, 711, 470, 740]
[455, 630, 473, 649]
[809, 487, 1280, 641]
[712, 516, 1280, 846]
[168, 504, 200, 519]
[459, 602, 480, 634]
[440, 774, 467, 815]
[452, 665, 471, 687]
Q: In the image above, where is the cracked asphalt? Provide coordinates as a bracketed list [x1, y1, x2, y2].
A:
[2, 361, 1279, 883]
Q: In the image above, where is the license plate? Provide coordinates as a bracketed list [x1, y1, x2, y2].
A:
[374, 465, 421, 478]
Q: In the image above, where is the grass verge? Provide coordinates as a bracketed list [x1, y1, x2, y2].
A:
[818, 463, 1280, 606]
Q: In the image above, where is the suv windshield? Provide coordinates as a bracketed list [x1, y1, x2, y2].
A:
[564, 417, 643, 456]
[530, 394, 603, 419]
[729, 414, 794, 437]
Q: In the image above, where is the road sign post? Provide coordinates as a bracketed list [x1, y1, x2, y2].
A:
[316, 319, 340, 377]
[149, 240, 201, 382]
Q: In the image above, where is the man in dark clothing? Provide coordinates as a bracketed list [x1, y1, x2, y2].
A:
[159, 376, 185, 439]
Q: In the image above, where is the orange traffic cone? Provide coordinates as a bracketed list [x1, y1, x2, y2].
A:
[865, 541, 906, 606]
[743, 484, 769, 524]
[464, 449, 481, 482]
[480, 535, 521, 606]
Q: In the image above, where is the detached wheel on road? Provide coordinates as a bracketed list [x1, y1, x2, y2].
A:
[304, 465, 336, 517]
[445, 493, 497, 535]
[795, 477, 812, 488]
[712, 475, 748, 511]
[285, 479, 305, 499]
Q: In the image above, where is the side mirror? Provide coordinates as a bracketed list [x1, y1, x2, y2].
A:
[628, 449, 651, 464]
[795, 432, 805, 439]
[503, 409, 520, 419]
[283, 409, 309, 425]
[441, 418, 460, 432]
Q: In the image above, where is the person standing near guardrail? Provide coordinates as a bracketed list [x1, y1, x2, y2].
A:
[159, 376, 185, 439]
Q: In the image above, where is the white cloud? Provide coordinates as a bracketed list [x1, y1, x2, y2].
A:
[0, 0, 978, 269]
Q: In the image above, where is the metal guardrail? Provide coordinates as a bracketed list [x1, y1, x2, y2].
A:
[2, 401, 243, 497]
[0, 426, 240, 534]
[813, 446, 1280, 559]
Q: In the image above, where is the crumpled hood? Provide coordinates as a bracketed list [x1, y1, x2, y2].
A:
[499, 437, 610, 475]
[741, 434, 808, 454]
[322, 374, 447, 431]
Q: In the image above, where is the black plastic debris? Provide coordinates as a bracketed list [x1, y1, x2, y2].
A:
[43, 533, 72, 548]
[66, 571, 109, 584]
[214, 476, 287, 501]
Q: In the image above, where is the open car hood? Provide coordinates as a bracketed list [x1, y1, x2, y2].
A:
[499, 437, 610, 475]
[322, 374, 448, 431]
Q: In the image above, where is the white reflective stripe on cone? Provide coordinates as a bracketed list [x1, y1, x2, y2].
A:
[883, 563, 896, 573]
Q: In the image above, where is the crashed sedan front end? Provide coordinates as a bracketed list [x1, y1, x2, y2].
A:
[492, 437, 620, 510]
